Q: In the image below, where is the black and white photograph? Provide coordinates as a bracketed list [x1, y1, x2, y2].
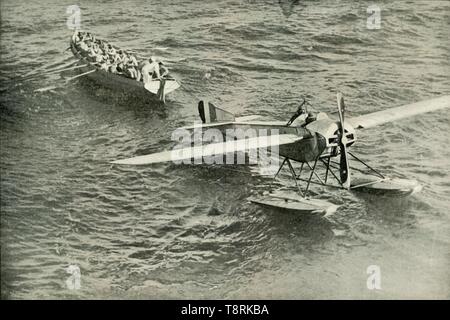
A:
[1, 0, 449, 303]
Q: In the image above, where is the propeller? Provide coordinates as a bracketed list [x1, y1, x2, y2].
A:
[336, 92, 351, 189]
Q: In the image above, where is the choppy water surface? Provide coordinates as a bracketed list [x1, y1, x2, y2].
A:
[1, 0, 449, 299]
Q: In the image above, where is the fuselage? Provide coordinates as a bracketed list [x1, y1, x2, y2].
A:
[194, 113, 357, 164]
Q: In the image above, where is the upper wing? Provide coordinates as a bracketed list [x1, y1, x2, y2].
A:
[112, 134, 301, 165]
[348, 95, 450, 129]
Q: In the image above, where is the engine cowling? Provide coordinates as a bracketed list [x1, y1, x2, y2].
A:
[305, 113, 357, 158]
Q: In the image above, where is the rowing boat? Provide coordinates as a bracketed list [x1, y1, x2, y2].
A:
[69, 34, 180, 103]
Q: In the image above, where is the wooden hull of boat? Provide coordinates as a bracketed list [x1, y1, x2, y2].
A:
[70, 40, 174, 104]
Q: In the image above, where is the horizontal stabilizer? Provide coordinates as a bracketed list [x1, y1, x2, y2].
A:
[112, 134, 301, 165]
[348, 95, 450, 129]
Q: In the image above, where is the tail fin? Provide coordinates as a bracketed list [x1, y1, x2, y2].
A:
[198, 101, 235, 124]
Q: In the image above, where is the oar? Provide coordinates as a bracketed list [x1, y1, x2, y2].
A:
[24, 64, 88, 82]
[21, 60, 79, 80]
[45, 64, 88, 75]
[64, 69, 96, 81]
[22, 58, 76, 78]
[34, 69, 96, 93]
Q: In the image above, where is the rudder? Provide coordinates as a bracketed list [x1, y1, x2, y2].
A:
[198, 101, 235, 124]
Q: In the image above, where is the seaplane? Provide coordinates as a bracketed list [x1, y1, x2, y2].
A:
[112, 94, 450, 216]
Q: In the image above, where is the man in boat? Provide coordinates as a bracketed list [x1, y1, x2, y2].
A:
[78, 40, 89, 52]
[128, 54, 138, 67]
[109, 50, 124, 65]
[141, 56, 160, 83]
[82, 32, 94, 43]
[158, 61, 169, 78]
[88, 44, 104, 63]
[72, 30, 81, 43]
[107, 44, 116, 56]
[100, 41, 108, 53]
[109, 64, 118, 74]
[98, 61, 109, 71]
[123, 63, 140, 81]
[120, 55, 141, 80]
[116, 50, 128, 64]
[117, 63, 129, 75]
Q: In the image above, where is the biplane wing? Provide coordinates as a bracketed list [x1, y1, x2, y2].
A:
[180, 120, 286, 131]
[348, 95, 450, 129]
[112, 134, 301, 165]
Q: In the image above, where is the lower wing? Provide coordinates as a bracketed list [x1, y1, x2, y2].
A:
[112, 134, 301, 165]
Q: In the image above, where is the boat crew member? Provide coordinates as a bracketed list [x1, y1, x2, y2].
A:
[101, 42, 108, 52]
[87, 47, 97, 59]
[79, 40, 89, 51]
[124, 63, 140, 80]
[109, 64, 118, 74]
[72, 30, 81, 43]
[118, 50, 128, 64]
[116, 63, 126, 75]
[84, 39, 93, 49]
[141, 56, 160, 83]
[110, 49, 123, 64]
[107, 44, 116, 56]
[128, 55, 138, 67]
[158, 61, 169, 78]
[98, 62, 109, 71]
[88, 43, 98, 54]
[88, 45, 103, 63]
[85, 33, 95, 43]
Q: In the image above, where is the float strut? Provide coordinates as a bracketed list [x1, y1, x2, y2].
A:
[286, 159, 304, 197]
[324, 157, 331, 184]
[305, 158, 319, 194]
[273, 158, 287, 180]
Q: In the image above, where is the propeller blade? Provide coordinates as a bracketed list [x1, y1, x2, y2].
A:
[339, 145, 350, 189]
[337, 93, 345, 124]
[337, 93, 351, 189]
